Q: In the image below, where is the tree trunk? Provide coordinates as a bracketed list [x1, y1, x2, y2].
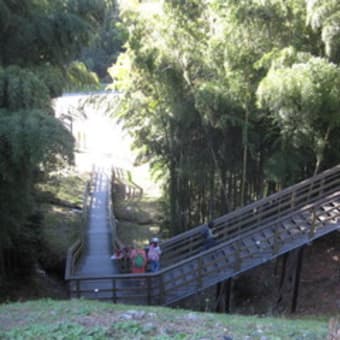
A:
[240, 109, 249, 206]
[169, 158, 179, 235]
[313, 125, 331, 176]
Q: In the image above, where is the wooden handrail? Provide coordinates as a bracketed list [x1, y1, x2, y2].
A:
[66, 195, 340, 305]
[111, 166, 143, 200]
[160, 164, 340, 265]
[109, 168, 124, 250]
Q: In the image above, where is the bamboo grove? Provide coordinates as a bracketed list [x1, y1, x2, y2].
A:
[111, 0, 340, 235]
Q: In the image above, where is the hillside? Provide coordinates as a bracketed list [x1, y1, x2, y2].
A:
[0, 299, 331, 339]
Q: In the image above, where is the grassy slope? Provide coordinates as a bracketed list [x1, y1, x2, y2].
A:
[37, 171, 89, 270]
[0, 299, 329, 339]
[115, 194, 163, 248]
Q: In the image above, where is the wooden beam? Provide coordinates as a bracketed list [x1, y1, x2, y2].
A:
[215, 278, 233, 313]
[215, 282, 225, 313]
[291, 246, 304, 313]
[225, 278, 233, 313]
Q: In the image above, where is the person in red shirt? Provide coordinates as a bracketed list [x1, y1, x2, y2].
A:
[129, 247, 147, 274]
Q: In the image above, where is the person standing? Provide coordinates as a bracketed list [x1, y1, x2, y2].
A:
[148, 237, 162, 272]
[129, 246, 147, 274]
[201, 221, 217, 250]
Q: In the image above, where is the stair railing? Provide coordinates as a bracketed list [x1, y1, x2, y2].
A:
[160, 165, 340, 266]
[66, 167, 340, 306]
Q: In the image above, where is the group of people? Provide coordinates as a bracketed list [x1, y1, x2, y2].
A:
[111, 237, 161, 274]
[112, 221, 217, 275]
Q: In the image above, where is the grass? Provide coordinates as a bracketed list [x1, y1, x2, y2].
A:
[39, 205, 82, 269]
[112, 161, 165, 249]
[37, 171, 88, 207]
[0, 299, 331, 339]
[37, 169, 89, 270]
[114, 193, 162, 248]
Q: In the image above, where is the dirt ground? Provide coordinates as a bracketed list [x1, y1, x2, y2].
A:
[296, 233, 340, 315]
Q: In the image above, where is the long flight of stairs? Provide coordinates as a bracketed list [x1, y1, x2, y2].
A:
[157, 165, 340, 305]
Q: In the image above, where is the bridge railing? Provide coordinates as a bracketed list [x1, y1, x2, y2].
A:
[65, 168, 94, 280]
[108, 168, 125, 252]
[160, 164, 340, 266]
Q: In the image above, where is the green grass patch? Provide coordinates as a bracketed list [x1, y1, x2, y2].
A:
[37, 171, 88, 207]
[0, 299, 331, 339]
[39, 204, 82, 269]
[114, 194, 162, 247]
[36, 170, 89, 270]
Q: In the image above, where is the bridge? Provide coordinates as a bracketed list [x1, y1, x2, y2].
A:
[65, 164, 340, 312]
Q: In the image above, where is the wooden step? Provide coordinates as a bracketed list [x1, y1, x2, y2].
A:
[281, 221, 302, 237]
[291, 216, 310, 232]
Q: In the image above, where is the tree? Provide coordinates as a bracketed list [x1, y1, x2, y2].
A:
[110, 0, 340, 236]
[0, 0, 111, 280]
[81, 0, 127, 81]
[306, 0, 340, 63]
[257, 53, 340, 175]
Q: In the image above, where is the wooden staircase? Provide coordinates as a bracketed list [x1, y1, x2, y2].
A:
[65, 165, 340, 306]
[159, 192, 340, 305]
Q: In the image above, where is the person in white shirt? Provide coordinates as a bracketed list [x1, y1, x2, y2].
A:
[147, 237, 162, 272]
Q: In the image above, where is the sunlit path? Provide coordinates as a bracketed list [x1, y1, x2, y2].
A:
[54, 92, 161, 196]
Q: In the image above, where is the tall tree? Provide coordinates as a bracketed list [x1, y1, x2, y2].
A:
[0, 0, 112, 279]
[111, 0, 340, 236]
[257, 51, 340, 175]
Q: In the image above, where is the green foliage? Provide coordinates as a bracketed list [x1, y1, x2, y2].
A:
[0, 0, 112, 281]
[110, 0, 340, 235]
[0, 108, 73, 168]
[306, 0, 340, 62]
[36, 172, 87, 271]
[0, 66, 50, 111]
[65, 61, 100, 91]
[81, 1, 128, 80]
[257, 56, 340, 173]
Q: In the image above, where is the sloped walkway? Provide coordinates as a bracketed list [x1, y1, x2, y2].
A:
[75, 167, 118, 276]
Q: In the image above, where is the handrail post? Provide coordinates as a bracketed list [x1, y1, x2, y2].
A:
[319, 177, 325, 197]
[273, 226, 281, 255]
[290, 191, 296, 209]
[309, 208, 317, 239]
[234, 241, 241, 272]
[147, 276, 151, 305]
[159, 274, 165, 305]
[76, 280, 80, 298]
[112, 279, 117, 303]
[197, 257, 203, 290]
